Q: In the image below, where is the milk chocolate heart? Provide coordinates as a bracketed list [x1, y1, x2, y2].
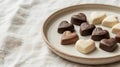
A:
[61, 31, 79, 45]
[71, 13, 87, 25]
[80, 23, 96, 36]
[100, 38, 118, 52]
[91, 27, 110, 41]
[58, 21, 75, 34]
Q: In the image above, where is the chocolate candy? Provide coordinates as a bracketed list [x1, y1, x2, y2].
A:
[115, 32, 120, 43]
[91, 27, 110, 41]
[99, 38, 118, 52]
[75, 39, 96, 54]
[102, 16, 119, 28]
[61, 31, 79, 45]
[58, 21, 75, 34]
[112, 23, 120, 34]
[90, 12, 106, 24]
[80, 23, 96, 36]
[71, 13, 87, 25]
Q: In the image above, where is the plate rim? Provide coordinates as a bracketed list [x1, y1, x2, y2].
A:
[41, 4, 120, 62]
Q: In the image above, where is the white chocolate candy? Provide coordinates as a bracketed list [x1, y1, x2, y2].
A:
[102, 16, 119, 28]
[112, 23, 120, 34]
[75, 39, 96, 54]
[90, 12, 106, 24]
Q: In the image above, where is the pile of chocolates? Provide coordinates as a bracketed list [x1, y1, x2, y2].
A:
[57, 12, 120, 54]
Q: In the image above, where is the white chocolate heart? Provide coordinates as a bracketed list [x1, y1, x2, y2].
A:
[102, 16, 119, 28]
[90, 12, 106, 24]
[75, 39, 96, 54]
[112, 23, 120, 34]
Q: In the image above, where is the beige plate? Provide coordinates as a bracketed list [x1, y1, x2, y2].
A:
[42, 4, 120, 65]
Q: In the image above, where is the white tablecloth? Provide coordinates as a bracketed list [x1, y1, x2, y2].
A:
[1, 0, 120, 67]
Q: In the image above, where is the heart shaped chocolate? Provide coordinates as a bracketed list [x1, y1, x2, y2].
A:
[58, 21, 75, 34]
[91, 27, 110, 41]
[80, 23, 96, 36]
[75, 39, 96, 54]
[61, 31, 79, 45]
[71, 13, 87, 25]
[115, 32, 120, 43]
[100, 38, 118, 52]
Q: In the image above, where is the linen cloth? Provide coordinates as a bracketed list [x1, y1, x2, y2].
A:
[1, 0, 120, 67]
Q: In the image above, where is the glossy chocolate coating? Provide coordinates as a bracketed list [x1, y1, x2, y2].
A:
[71, 13, 87, 25]
[80, 23, 96, 36]
[91, 27, 110, 41]
[58, 21, 75, 34]
[99, 38, 118, 52]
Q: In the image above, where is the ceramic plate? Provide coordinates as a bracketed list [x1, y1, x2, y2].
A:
[42, 4, 120, 65]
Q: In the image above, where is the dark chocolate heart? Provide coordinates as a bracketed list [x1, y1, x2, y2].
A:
[91, 27, 110, 41]
[58, 21, 75, 34]
[71, 13, 87, 25]
[61, 31, 79, 45]
[100, 38, 118, 52]
[115, 32, 120, 43]
[80, 23, 96, 36]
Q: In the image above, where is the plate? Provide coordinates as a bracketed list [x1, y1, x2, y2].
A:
[42, 4, 120, 65]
